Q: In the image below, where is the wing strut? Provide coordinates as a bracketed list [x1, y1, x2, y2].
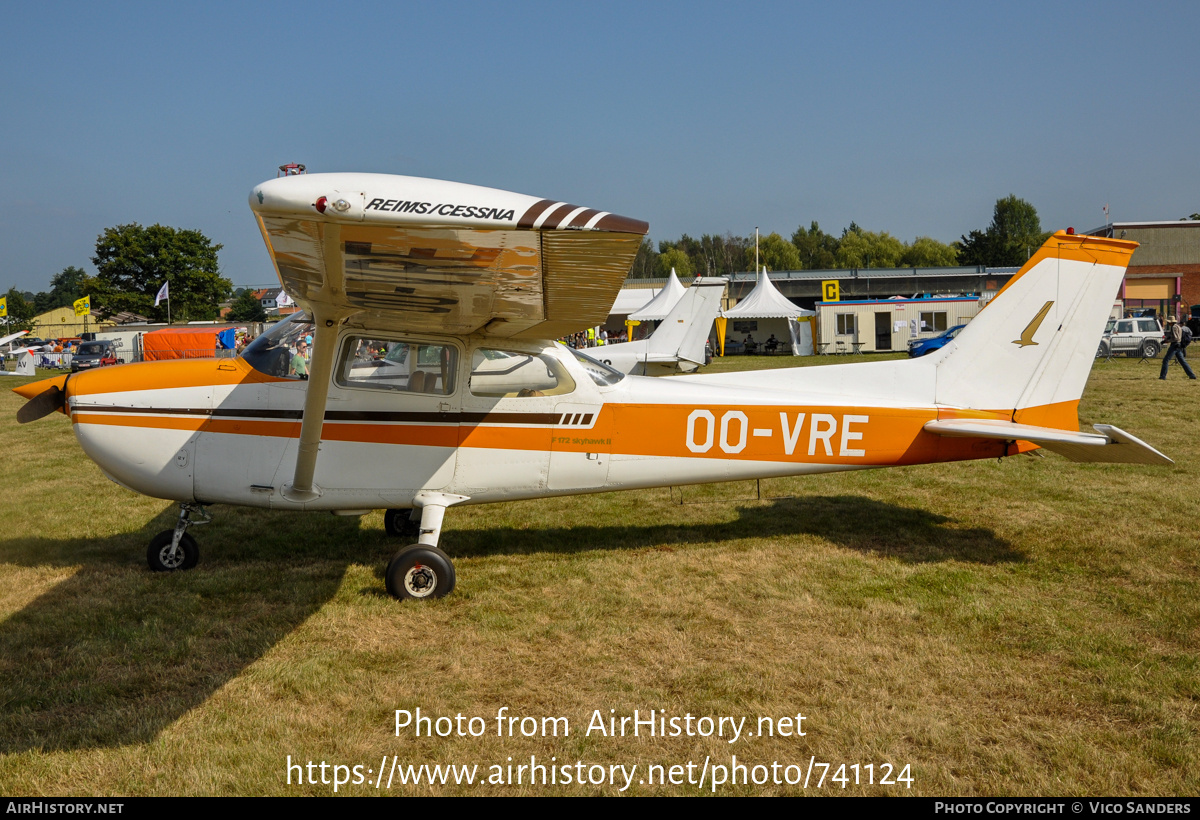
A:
[283, 316, 340, 502]
[282, 223, 350, 502]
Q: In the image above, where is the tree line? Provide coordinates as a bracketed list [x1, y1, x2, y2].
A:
[629, 195, 1058, 279]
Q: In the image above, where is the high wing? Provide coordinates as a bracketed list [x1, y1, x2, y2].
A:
[0, 331, 29, 348]
[923, 419, 1172, 465]
[249, 172, 648, 502]
[249, 173, 648, 339]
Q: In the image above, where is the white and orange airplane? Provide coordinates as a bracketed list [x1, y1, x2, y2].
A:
[14, 172, 1170, 600]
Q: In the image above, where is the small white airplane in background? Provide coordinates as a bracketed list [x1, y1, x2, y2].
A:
[593, 276, 725, 375]
[0, 330, 29, 350]
[0, 331, 36, 377]
[14, 172, 1171, 601]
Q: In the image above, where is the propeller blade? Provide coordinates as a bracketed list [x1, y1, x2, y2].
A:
[16, 385, 66, 424]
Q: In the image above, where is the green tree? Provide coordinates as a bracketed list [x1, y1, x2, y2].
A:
[835, 229, 905, 268]
[790, 221, 839, 269]
[628, 237, 658, 279]
[743, 232, 802, 272]
[86, 224, 231, 322]
[901, 236, 959, 267]
[34, 266, 89, 312]
[3, 288, 37, 332]
[955, 196, 1049, 267]
[656, 245, 695, 278]
[227, 288, 268, 322]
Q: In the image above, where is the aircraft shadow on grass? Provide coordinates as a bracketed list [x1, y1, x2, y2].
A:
[0, 495, 1016, 754]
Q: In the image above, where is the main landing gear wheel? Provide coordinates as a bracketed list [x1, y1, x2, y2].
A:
[147, 530, 199, 572]
[383, 508, 420, 539]
[385, 545, 455, 600]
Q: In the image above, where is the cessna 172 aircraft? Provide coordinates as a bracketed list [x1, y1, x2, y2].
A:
[14, 172, 1170, 601]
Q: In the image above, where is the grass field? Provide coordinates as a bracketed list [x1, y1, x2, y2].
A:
[1, 353, 1197, 796]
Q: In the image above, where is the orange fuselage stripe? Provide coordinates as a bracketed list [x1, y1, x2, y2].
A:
[71, 398, 1026, 467]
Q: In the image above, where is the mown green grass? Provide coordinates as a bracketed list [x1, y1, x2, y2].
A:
[0, 354, 1197, 796]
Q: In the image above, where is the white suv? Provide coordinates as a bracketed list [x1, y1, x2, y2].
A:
[1099, 317, 1162, 358]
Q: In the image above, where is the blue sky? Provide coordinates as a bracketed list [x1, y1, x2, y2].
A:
[2, 1, 1197, 293]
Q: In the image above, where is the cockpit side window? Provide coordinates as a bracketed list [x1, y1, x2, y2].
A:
[336, 337, 457, 395]
[469, 349, 576, 398]
[241, 314, 315, 380]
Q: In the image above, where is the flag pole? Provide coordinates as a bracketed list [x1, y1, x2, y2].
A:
[167, 280, 171, 326]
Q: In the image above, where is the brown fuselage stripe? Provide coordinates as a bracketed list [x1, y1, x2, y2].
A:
[70, 404, 571, 426]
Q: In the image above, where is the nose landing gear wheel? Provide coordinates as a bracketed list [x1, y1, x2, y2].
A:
[147, 531, 199, 572]
[383, 508, 421, 539]
[385, 545, 455, 600]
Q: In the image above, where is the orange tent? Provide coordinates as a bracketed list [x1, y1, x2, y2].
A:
[142, 326, 238, 361]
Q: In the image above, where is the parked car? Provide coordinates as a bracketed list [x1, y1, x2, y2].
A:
[71, 340, 123, 372]
[907, 324, 967, 357]
[1098, 317, 1161, 358]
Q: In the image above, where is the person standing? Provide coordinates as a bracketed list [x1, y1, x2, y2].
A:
[291, 339, 310, 379]
[1159, 316, 1196, 380]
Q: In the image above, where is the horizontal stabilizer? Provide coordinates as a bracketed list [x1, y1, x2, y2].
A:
[923, 419, 1172, 465]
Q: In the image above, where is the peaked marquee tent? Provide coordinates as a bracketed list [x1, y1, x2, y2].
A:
[628, 268, 686, 322]
[721, 267, 817, 355]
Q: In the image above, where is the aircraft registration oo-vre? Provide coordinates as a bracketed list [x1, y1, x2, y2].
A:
[13, 172, 1172, 600]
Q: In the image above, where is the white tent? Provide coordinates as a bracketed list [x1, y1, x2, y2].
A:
[722, 267, 817, 355]
[628, 268, 686, 321]
[609, 288, 656, 316]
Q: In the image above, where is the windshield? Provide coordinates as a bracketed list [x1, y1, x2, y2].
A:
[241, 313, 316, 379]
[567, 346, 625, 386]
[78, 342, 106, 355]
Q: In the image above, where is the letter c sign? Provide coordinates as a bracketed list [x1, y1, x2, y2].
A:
[822, 280, 840, 302]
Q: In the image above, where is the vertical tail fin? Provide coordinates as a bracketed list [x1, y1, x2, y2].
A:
[933, 231, 1137, 428]
[643, 277, 726, 364]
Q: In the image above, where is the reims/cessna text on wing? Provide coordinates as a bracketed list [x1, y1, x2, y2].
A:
[15, 172, 1170, 600]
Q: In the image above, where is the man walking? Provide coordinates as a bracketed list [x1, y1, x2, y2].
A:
[1159, 316, 1196, 380]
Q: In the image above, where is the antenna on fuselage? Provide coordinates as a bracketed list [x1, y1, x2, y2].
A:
[277, 163, 307, 177]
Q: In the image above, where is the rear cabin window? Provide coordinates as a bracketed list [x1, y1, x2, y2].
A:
[338, 338, 457, 395]
[469, 349, 576, 398]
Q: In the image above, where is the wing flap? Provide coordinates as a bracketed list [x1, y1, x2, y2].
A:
[923, 419, 1172, 465]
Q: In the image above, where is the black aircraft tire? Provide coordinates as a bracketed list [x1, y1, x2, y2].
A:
[147, 530, 199, 572]
[385, 545, 455, 600]
[383, 508, 420, 539]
